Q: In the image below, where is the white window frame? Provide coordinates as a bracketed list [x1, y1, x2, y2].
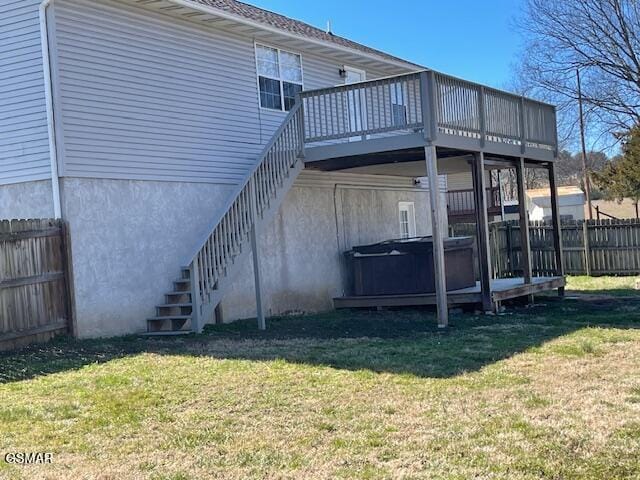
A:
[398, 201, 416, 239]
[254, 42, 304, 112]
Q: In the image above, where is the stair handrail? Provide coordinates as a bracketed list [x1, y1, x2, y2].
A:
[183, 100, 304, 330]
[182, 101, 303, 267]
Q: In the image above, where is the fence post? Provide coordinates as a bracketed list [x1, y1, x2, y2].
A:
[583, 220, 591, 276]
[60, 221, 77, 337]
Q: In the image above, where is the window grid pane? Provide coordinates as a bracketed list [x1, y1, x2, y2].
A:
[283, 82, 302, 111]
[280, 51, 302, 82]
[256, 45, 279, 78]
[259, 76, 282, 110]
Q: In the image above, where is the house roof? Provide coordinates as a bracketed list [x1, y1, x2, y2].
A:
[189, 0, 422, 68]
[527, 186, 585, 199]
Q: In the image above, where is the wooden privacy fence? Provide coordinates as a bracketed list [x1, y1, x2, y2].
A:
[451, 218, 640, 277]
[0, 219, 73, 351]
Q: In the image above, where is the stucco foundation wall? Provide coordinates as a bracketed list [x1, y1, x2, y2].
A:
[220, 174, 448, 321]
[61, 177, 234, 338]
[0, 180, 54, 219]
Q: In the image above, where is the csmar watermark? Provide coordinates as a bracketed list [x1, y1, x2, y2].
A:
[4, 452, 53, 464]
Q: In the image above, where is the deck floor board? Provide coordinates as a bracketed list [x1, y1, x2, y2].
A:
[334, 276, 565, 309]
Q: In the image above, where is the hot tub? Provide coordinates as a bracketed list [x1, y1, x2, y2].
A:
[345, 236, 475, 296]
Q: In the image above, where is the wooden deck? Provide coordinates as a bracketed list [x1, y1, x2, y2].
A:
[300, 71, 558, 173]
[334, 276, 565, 309]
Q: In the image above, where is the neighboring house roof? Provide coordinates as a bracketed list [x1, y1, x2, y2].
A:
[527, 186, 585, 208]
[527, 186, 585, 199]
[189, 0, 423, 68]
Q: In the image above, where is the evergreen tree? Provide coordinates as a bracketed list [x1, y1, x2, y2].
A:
[592, 125, 640, 203]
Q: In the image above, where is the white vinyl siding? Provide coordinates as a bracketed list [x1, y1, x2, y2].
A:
[50, 0, 390, 184]
[0, 0, 51, 185]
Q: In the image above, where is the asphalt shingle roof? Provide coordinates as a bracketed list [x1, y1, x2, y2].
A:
[190, 0, 421, 68]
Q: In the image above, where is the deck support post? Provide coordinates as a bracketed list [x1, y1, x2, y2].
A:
[189, 258, 202, 333]
[472, 152, 494, 313]
[250, 225, 266, 330]
[424, 144, 448, 328]
[547, 161, 565, 296]
[515, 158, 532, 285]
[250, 178, 266, 330]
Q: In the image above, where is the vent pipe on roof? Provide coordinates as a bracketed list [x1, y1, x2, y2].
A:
[326, 20, 333, 35]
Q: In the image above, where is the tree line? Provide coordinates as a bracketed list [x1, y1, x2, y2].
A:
[513, 0, 640, 205]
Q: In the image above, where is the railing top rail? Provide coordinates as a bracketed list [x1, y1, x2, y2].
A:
[299, 71, 424, 97]
[299, 68, 556, 116]
[182, 102, 302, 266]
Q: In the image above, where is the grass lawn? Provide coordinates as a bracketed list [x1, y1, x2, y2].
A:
[1, 282, 640, 478]
[564, 275, 640, 296]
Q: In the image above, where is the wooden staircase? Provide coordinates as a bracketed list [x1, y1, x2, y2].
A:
[145, 103, 305, 335]
[145, 268, 193, 334]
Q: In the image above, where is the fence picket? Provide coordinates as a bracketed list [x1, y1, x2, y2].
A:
[450, 218, 640, 277]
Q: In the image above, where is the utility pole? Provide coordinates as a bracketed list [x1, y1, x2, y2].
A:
[577, 68, 593, 219]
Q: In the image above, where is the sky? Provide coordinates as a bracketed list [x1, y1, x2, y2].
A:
[246, 0, 525, 90]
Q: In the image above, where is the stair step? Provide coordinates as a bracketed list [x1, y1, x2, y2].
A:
[156, 303, 192, 308]
[148, 315, 191, 321]
[165, 291, 192, 296]
[166, 292, 192, 303]
[147, 315, 192, 334]
[141, 330, 193, 337]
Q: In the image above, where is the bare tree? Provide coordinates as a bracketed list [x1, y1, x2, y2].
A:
[514, 0, 640, 150]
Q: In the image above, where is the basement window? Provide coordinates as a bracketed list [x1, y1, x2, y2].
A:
[398, 202, 416, 239]
[256, 44, 303, 111]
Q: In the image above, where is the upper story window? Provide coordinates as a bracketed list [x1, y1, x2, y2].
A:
[256, 44, 303, 111]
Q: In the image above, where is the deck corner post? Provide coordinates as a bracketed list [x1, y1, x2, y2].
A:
[547, 162, 565, 280]
[424, 144, 448, 327]
[471, 151, 494, 313]
[479, 86, 486, 148]
[420, 71, 437, 143]
[519, 96, 527, 155]
[515, 158, 532, 284]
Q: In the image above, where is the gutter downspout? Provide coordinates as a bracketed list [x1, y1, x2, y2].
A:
[39, 0, 62, 219]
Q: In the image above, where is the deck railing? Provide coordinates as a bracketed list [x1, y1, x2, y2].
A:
[300, 70, 557, 152]
[447, 187, 501, 215]
[300, 72, 424, 143]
